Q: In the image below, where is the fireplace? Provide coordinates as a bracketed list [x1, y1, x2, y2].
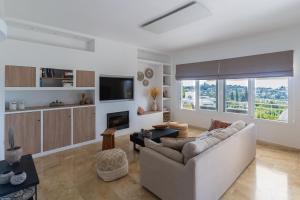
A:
[107, 111, 129, 130]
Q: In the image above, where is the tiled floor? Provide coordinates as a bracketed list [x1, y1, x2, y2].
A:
[34, 127, 300, 200]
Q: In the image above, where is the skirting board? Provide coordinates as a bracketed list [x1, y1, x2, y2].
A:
[32, 130, 130, 158]
[257, 140, 300, 152]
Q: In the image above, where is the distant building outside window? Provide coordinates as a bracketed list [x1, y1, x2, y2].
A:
[199, 80, 217, 111]
[224, 79, 249, 114]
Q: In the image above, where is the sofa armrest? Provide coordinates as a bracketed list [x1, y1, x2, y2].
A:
[140, 147, 195, 200]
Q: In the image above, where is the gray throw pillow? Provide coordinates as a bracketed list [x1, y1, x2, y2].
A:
[160, 137, 196, 151]
[182, 136, 221, 164]
[144, 138, 184, 163]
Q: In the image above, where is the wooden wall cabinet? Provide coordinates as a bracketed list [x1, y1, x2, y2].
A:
[73, 106, 96, 144]
[43, 109, 71, 151]
[5, 65, 36, 87]
[5, 112, 41, 155]
[76, 70, 95, 87]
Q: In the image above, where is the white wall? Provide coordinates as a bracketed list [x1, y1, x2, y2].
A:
[0, 29, 164, 159]
[171, 26, 300, 149]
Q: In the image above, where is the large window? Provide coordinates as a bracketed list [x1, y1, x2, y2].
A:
[224, 79, 248, 114]
[199, 80, 217, 111]
[181, 80, 196, 110]
[255, 78, 288, 122]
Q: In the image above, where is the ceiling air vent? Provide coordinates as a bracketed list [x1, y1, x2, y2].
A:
[140, 1, 211, 34]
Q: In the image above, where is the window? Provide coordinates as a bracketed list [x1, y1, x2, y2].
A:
[199, 80, 217, 111]
[181, 80, 196, 110]
[224, 79, 248, 113]
[255, 78, 288, 122]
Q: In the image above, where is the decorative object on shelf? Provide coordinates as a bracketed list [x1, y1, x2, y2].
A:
[149, 87, 160, 111]
[80, 93, 92, 105]
[152, 124, 168, 130]
[10, 171, 27, 185]
[5, 128, 23, 165]
[18, 101, 25, 110]
[145, 68, 154, 79]
[62, 80, 73, 87]
[163, 89, 168, 98]
[137, 71, 144, 81]
[0, 171, 14, 184]
[49, 100, 65, 107]
[137, 106, 145, 115]
[143, 79, 149, 87]
[9, 101, 17, 111]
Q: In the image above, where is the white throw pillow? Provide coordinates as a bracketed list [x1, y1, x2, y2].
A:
[182, 136, 221, 164]
[144, 138, 184, 163]
[230, 120, 246, 131]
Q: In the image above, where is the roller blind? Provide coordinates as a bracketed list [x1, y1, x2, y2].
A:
[176, 50, 293, 80]
[175, 60, 220, 80]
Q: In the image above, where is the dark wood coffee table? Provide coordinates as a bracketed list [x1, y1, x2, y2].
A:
[130, 128, 178, 151]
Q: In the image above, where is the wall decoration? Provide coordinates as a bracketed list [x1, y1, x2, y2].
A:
[137, 71, 144, 81]
[145, 68, 154, 79]
[143, 79, 149, 87]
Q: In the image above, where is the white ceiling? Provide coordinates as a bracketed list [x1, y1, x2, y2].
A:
[4, 0, 300, 52]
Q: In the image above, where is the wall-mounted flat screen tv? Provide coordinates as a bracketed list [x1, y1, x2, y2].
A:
[100, 76, 134, 101]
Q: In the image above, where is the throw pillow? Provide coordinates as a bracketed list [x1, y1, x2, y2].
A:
[182, 136, 221, 164]
[230, 120, 247, 131]
[208, 119, 231, 131]
[160, 137, 196, 151]
[144, 138, 184, 163]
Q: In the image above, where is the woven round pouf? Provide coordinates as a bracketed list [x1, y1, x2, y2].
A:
[96, 148, 128, 182]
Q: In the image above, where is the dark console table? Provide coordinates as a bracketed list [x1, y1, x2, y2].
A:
[0, 155, 39, 200]
[130, 128, 178, 151]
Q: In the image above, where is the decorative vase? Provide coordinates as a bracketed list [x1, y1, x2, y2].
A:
[151, 100, 158, 111]
[5, 147, 22, 165]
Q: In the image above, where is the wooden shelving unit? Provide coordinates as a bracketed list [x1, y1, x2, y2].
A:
[4, 65, 96, 158]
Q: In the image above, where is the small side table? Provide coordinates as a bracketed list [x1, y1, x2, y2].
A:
[0, 155, 39, 200]
[101, 128, 116, 150]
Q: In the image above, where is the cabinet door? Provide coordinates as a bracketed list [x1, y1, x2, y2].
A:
[76, 70, 95, 87]
[73, 106, 96, 144]
[5, 65, 36, 87]
[43, 109, 71, 151]
[5, 112, 41, 155]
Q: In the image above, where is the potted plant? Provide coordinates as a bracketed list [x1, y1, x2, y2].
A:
[149, 87, 160, 111]
[5, 128, 22, 165]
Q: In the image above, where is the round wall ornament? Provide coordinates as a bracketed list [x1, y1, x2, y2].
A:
[137, 71, 144, 81]
[145, 68, 154, 79]
[143, 79, 149, 87]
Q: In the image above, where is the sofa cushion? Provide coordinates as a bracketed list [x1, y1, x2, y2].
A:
[144, 138, 184, 163]
[230, 120, 247, 131]
[160, 137, 196, 151]
[208, 119, 231, 131]
[182, 136, 221, 164]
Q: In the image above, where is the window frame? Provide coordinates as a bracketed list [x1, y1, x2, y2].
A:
[223, 79, 250, 114]
[198, 79, 218, 112]
[180, 80, 196, 110]
[254, 77, 289, 123]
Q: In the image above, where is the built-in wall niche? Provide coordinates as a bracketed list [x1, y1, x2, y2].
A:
[40, 68, 74, 87]
[5, 90, 94, 111]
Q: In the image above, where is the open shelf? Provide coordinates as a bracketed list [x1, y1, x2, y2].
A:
[138, 110, 162, 116]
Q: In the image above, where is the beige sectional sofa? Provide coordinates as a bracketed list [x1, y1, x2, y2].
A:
[140, 123, 256, 200]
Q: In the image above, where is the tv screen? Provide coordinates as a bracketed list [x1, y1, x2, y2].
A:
[100, 76, 134, 101]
